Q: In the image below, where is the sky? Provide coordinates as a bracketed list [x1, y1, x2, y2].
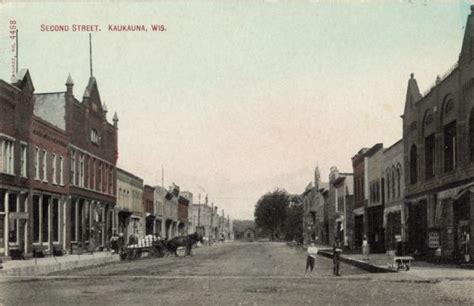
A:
[0, 0, 472, 220]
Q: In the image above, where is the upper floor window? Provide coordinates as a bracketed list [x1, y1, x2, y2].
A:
[20, 144, 27, 177]
[410, 145, 418, 184]
[0, 139, 15, 175]
[386, 171, 391, 201]
[42, 150, 48, 182]
[425, 134, 435, 179]
[79, 154, 84, 187]
[470, 109, 474, 163]
[52, 153, 57, 185]
[70, 150, 76, 186]
[91, 129, 100, 144]
[396, 166, 401, 197]
[35, 147, 40, 179]
[444, 121, 457, 173]
[59, 156, 64, 186]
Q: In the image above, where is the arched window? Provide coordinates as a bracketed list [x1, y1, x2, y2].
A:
[410, 145, 418, 184]
[386, 169, 391, 201]
[391, 166, 396, 199]
[444, 121, 457, 172]
[470, 108, 474, 162]
[396, 165, 401, 198]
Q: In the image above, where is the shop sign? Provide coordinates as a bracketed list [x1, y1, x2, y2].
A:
[428, 231, 440, 249]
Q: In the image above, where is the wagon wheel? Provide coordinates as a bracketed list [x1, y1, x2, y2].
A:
[126, 249, 134, 260]
[149, 246, 159, 258]
[176, 247, 186, 257]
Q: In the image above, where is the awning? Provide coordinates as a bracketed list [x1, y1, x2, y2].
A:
[146, 213, 156, 220]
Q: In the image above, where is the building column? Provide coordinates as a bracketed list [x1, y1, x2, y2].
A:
[161, 219, 166, 238]
[4, 191, 9, 257]
[24, 194, 29, 254]
[470, 191, 474, 259]
[442, 198, 454, 258]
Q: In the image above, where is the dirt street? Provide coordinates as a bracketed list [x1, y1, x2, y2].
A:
[0, 241, 472, 305]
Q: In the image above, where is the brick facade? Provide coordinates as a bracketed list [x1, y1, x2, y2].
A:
[402, 7, 474, 261]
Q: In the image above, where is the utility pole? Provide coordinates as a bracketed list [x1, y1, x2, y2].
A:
[89, 33, 93, 77]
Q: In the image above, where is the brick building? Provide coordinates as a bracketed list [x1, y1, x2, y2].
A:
[402, 7, 474, 261]
[177, 193, 190, 235]
[328, 167, 353, 247]
[352, 148, 368, 248]
[366, 143, 385, 253]
[191, 201, 213, 240]
[63, 75, 118, 253]
[153, 186, 165, 237]
[0, 69, 118, 258]
[383, 140, 405, 252]
[0, 70, 34, 257]
[116, 168, 144, 243]
[143, 185, 155, 235]
[30, 94, 70, 255]
[302, 166, 329, 245]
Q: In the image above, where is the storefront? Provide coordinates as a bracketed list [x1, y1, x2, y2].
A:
[0, 189, 29, 257]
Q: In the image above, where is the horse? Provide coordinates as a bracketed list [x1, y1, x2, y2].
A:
[166, 232, 203, 256]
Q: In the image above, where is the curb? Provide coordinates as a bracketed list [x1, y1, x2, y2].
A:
[0, 255, 120, 277]
[318, 250, 395, 273]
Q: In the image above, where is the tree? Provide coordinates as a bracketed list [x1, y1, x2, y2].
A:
[254, 189, 289, 240]
[283, 203, 304, 242]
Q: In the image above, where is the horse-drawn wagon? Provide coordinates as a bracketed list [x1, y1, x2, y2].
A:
[121, 235, 167, 260]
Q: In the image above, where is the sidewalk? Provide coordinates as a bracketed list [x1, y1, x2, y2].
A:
[313, 244, 474, 279]
[0, 252, 120, 277]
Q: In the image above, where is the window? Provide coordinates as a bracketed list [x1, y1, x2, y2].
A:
[42, 150, 48, 182]
[52, 154, 57, 184]
[33, 195, 40, 243]
[71, 200, 76, 242]
[397, 166, 401, 198]
[444, 121, 457, 172]
[425, 134, 435, 179]
[79, 154, 84, 187]
[98, 162, 102, 191]
[84, 156, 89, 188]
[391, 171, 395, 199]
[410, 145, 418, 184]
[20, 144, 27, 177]
[92, 159, 96, 190]
[337, 195, 344, 212]
[386, 171, 391, 201]
[35, 147, 39, 180]
[59, 156, 64, 185]
[375, 181, 380, 203]
[470, 109, 474, 163]
[0, 139, 15, 175]
[70, 150, 76, 186]
[91, 128, 99, 144]
[52, 199, 59, 242]
[42, 197, 49, 242]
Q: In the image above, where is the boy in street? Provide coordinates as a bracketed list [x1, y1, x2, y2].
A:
[305, 241, 319, 276]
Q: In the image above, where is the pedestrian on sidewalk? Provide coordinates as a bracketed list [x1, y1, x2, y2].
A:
[333, 239, 342, 276]
[305, 241, 319, 276]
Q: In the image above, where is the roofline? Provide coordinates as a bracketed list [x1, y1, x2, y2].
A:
[384, 139, 403, 152]
[365, 143, 384, 157]
[0, 79, 21, 93]
[35, 91, 66, 95]
[116, 167, 144, 183]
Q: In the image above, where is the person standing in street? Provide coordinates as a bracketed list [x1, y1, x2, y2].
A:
[305, 241, 319, 276]
[333, 239, 342, 276]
